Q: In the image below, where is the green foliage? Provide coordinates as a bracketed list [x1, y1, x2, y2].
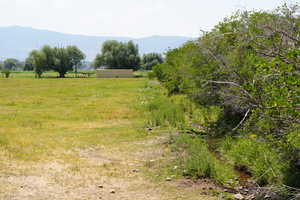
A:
[141, 53, 164, 70]
[143, 83, 237, 186]
[67, 45, 86, 76]
[29, 50, 47, 78]
[154, 5, 300, 137]
[24, 57, 34, 71]
[1, 69, 11, 78]
[173, 134, 237, 185]
[152, 3, 300, 189]
[144, 86, 187, 129]
[94, 40, 140, 70]
[2, 58, 23, 70]
[220, 136, 287, 186]
[28, 45, 85, 78]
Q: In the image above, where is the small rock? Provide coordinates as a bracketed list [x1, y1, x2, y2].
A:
[110, 189, 115, 194]
[173, 166, 178, 170]
[264, 194, 271, 199]
[98, 185, 104, 189]
[132, 169, 140, 173]
[226, 180, 234, 185]
[165, 177, 172, 181]
[245, 194, 255, 200]
[234, 193, 244, 200]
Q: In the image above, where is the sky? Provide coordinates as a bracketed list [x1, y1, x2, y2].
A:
[0, 0, 296, 38]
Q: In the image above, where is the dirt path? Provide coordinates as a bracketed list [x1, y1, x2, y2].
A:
[0, 135, 218, 200]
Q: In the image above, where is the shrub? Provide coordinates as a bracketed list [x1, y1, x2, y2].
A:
[220, 136, 288, 186]
[173, 134, 237, 185]
[152, 4, 300, 191]
[146, 94, 187, 129]
[1, 69, 11, 78]
[153, 4, 300, 140]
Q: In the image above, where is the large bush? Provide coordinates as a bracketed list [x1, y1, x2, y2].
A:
[153, 4, 300, 188]
[154, 4, 299, 145]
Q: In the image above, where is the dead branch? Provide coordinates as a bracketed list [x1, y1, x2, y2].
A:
[233, 109, 251, 131]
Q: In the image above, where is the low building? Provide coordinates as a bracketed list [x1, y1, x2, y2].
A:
[96, 69, 134, 78]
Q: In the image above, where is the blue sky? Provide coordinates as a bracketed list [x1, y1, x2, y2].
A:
[0, 0, 295, 37]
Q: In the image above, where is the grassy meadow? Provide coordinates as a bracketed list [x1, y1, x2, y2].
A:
[0, 72, 217, 200]
[0, 73, 145, 161]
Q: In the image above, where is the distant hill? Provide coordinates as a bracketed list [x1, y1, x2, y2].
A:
[0, 26, 194, 61]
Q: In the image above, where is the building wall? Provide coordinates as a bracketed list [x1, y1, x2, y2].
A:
[96, 69, 134, 78]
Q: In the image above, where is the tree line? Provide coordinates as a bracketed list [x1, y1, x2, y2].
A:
[0, 40, 164, 78]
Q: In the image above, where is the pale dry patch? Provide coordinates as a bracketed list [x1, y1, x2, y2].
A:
[0, 135, 217, 200]
[51, 119, 132, 131]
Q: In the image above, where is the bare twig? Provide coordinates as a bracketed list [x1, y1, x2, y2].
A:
[233, 109, 251, 131]
[205, 80, 255, 101]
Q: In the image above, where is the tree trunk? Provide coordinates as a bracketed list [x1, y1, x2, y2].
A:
[75, 65, 78, 78]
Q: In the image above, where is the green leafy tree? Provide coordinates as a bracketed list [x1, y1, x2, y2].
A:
[3, 58, 20, 70]
[29, 50, 47, 78]
[24, 57, 34, 71]
[66, 46, 86, 77]
[94, 40, 140, 70]
[41, 45, 55, 70]
[27, 45, 85, 78]
[141, 53, 164, 70]
[52, 47, 73, 78]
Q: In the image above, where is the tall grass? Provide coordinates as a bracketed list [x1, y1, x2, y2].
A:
[143, 83, 220, 131]
[142, 84, 187, 129]
[146, 96, 186, 129]
[173, 134, 237, 185]
[143, 82, 237, 186]
[220, 136, 288, 186]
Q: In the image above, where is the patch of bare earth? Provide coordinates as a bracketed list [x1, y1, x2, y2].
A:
[0, 135, 217, 200]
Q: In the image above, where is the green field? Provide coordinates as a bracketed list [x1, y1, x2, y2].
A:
[0, 75, 146, 160]
[0, 73, 215, 200]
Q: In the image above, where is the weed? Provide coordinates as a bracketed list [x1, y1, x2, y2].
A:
[173, 134, 237, 186]
[220, 136, 288, 186]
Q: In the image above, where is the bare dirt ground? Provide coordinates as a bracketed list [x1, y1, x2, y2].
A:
[0, 135, 218, 200]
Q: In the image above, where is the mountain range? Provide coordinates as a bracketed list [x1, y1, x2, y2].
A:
[0, 26, 194, 61]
